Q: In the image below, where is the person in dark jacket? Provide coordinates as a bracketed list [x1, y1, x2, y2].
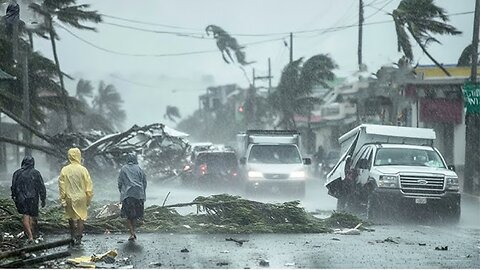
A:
[118, 153, 147, 241]
[11, 156, 46, 242]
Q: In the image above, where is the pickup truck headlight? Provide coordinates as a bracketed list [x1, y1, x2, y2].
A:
[446, 177, 459, 191]
[378, 175, 399, 188]
[290, 171, 306, 179]
[248, 171, 263, 178]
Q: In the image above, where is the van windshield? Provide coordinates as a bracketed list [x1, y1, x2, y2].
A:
[374, 148, 445, 168]
[249, 145, 302, 164]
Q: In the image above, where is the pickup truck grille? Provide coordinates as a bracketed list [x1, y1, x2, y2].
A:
[400, 175, 445, 197]
[263, 173, 289, 180]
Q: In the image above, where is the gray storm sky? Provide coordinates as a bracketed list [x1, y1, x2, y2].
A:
[21, 0, 476, 128]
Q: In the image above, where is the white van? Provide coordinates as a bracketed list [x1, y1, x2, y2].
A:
[237, 130, 311, 197]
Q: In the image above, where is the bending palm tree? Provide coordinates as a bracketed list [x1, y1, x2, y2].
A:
[164, 106, 181, 123]
[391, 0, 461, 76]
[93, 81, 125, 131]
[29, 0, 102, 131]
[270, 54, 337, 129]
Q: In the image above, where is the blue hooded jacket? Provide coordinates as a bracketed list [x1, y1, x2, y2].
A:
[118, 154, 147, 201]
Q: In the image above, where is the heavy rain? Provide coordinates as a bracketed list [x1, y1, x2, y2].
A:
[0, 0, 479, 269]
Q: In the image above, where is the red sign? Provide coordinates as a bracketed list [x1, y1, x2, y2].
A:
[420, 98, 462, 124]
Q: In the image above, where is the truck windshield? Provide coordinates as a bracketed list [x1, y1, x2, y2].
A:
[249, 145, 302, 164]
[374, 148, 445, 168]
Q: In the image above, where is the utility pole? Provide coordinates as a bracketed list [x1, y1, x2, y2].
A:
[8, 1, 32, 155]
[289, 32, 293, 63]
[268, 58, 272, 95]
[464, 0, 480, 195]
[358, 0, 364, 70]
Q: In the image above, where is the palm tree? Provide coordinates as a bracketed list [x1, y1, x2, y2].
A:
[164, 105, 181, 123]
[391, 0, 461, 76]
[269, 54, 337, 129]
[457, 44, 479, 67]
[93, 81, 125, 131]
[75, 79, 93, 103]
[29, 0, 102, 131]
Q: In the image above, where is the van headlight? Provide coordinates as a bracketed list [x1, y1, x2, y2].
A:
[378, 175, 399, 188]
[290, 171, 306, 179]
[248, 171, 263, 178]
[446, 177, 459, 191]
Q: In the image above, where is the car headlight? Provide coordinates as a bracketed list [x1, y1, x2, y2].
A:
[290, 171, 306, 179]
[446, 177, 459, 191]
[248, 171, 263, 178]
[378, 175, 399, 188]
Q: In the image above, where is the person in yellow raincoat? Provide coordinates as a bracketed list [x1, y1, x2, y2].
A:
[59, 148, 93, 245]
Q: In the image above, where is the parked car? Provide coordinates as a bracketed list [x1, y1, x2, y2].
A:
[181, 150, 241, 188]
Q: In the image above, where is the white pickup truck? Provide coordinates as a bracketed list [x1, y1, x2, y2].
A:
[326, 124, 460, 222]
[237, 130, 311, 197]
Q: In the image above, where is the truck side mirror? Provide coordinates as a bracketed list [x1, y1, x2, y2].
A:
[240, 157, 246, 165]
[448, 165, 456, 172]
[303, 158, 311, 165]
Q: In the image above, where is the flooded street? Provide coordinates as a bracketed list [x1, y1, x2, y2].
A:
[42, 178, 480, 269]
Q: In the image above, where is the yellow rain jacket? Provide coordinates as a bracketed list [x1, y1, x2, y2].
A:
[59, 148, 93, 220]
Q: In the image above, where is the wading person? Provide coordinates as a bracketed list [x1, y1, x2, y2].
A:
[118, 153, 147, 241]
[59, 148, 93, 245]
[11, 156, 46, 243]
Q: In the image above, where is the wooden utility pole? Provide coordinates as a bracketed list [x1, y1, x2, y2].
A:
[268, 58, 272, 95]
[289, 32, 293, 63]
[358, 0, 364, 69]
[464, 0, 480, 194]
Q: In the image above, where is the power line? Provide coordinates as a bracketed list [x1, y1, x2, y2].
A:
[56, 11, 474, 58]
[56, 23, 217, 57]
[109, 74, 160, 89]
[102, 22, 209, 39]
[364, 0, 395, 20]
[56, 22, 286, 57]
[100, 10, 474, 38]
[100, 14, 202, 31]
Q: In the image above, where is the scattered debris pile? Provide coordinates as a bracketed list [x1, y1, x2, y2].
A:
[0, 112, 190, 180]
[1, 194, 370, 235]
[58, 123, 190, 179]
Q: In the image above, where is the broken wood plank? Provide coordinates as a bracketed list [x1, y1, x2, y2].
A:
[0, 251, 70, 268]
[225, 238, 248, 246]
[0, 238, 73, 260]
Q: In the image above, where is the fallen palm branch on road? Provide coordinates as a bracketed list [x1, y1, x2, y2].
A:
[0, 194, 368, 235]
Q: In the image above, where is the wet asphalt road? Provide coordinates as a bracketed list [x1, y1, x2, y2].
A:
[45, 178, 480, 269]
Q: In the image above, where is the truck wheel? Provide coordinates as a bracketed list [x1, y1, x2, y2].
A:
[366, 194, 380, 221]
[444, 202, 461, 224]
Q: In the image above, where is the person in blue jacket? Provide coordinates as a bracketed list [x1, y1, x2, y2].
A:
[118, 153, 147, 241]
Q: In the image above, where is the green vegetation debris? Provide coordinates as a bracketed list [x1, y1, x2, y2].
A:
[1, 192, 371, 235]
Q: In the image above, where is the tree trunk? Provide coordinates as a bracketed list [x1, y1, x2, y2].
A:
[48, 20, 74, 132]
[409, 29, 451, 76]
[358, 0, 364, 70]
[0, 108, 52, 144]
[0, 135, 60, 157]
